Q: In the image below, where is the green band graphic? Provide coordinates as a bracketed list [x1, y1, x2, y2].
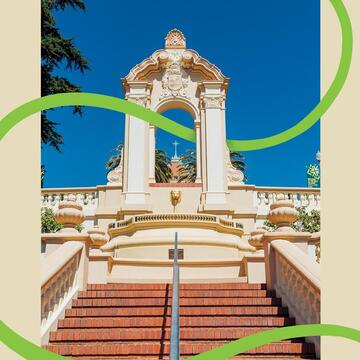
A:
[0, 0, 353, 151]
[1, 321, 359, 360]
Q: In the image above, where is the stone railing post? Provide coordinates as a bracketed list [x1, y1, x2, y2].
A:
[87, 226, 108, 252]
[55, 194, 85, 233]
[261, 195, 321, 357]
[264, 194, 302, 288]
[267, 194, 298, 232]
[53, 195, 89, 290]
[248, 227, 266, 250]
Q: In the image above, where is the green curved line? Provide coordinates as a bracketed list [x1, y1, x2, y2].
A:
[189, 324, 360, 359]
[0, 0, 352, 151]
[1, 321, 359, 360]
[0, 94, 196, 143]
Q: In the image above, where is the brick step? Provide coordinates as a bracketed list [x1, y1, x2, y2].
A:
[65, 306, 288, 318]
[58, 316, 295, 329]
[71, 297, 281, 308]
[77, 289, 275, 299]
[69, 357, 314, 360]
[71, 357, 314, 360]
[44, 341, 315, 357]
[50, 327, 304, 343]
[87, 283, 266, 291]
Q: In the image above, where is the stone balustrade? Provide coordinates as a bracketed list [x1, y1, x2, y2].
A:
[108, 213, 244, 238]
[260, 194, 320, 357]
[41, 187, 319, 213]
[41, 241, 85, 343]
[255, 186, 320, 212]
[267, 240, 320, 356]
[41, 187, 98, 211]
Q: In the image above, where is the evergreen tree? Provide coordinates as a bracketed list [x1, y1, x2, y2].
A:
[41, 0, 89, 151]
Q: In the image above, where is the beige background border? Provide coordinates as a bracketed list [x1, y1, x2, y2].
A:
[0, 0, 359, 358]
[321, 0, 360, 358]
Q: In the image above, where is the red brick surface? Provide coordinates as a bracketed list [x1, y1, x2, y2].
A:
[45, 282, 316, 359]
[58, 316, 294, 329]
[44, 342, 315, 356]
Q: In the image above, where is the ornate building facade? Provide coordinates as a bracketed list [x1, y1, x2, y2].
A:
[40, 30, 320, 358]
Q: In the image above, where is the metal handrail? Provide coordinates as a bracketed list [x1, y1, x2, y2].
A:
[169, 232, 180, 360]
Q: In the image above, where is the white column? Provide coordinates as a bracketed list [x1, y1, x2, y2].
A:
[201, 84, 227, 204]
[148, 125, 156, 183]
[195, 122, 202, 183]
[123, 89, 150, 205]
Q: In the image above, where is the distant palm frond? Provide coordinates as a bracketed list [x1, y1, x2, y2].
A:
[155, 149, 172, 183]
[177, 149, 197, 183]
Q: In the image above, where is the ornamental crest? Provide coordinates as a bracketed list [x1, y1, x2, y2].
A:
[165, 29, 186, 49]
[160, 62, 188, 99]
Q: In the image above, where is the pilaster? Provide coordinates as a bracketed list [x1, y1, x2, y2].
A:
[199, 81, 228, 205]
[122, 82, 152, 205]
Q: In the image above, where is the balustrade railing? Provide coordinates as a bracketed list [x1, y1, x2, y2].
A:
[41, 188, 98, 212]
[108, 214, 244, 236]
[41, 241, 84, 343]
[266, 239, 320, 356]
[41, 187, 319, 219]
[255, 187, 320, 212]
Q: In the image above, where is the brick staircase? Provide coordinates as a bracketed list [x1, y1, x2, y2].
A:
[44, 282, 316, 359]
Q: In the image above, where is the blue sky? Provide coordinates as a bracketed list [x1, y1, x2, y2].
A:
[42, 0, 320, 188]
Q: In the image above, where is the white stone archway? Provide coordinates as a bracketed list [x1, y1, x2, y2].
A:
[108, 29, 244, 208]
[152, 97, 201, 184]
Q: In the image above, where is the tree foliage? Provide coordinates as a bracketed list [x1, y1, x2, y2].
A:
[41, 208, 62, 233]
[105, 143, 172, 183]
[230, 151, 247, 181]
[41, 207, 83, 233]
[177, 149, 197, 183]
[263, 206, 320, 233]
[155, 149, 172, 183]
[177, 149, 247, 183]
[41, 165, 46, 188]
[105, 143, 124, 173]
[41, 0, 89, 151]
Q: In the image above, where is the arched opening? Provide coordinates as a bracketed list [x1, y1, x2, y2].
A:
[154, 108, 197, 183]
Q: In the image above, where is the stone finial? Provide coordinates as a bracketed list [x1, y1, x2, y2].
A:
[165, 29, 186, 49]
[267, 194, 298, 232]
[54, 194, 84, 233]
[249, 227, 266, 249]
[87, 225, 108, 247]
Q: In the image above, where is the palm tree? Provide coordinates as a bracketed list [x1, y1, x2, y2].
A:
[177, 149, 247, 183]
[229, 151, 246, 175]
[105, 143, 124, 173]
[177, 150, 197, 183]
[155, 149, 172, 183]
[105, 143, 172, 183]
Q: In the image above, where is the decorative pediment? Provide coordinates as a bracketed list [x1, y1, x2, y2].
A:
[122, 30, 229, 86]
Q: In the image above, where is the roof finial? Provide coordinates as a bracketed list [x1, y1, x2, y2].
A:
[165, 29, 186, 49]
